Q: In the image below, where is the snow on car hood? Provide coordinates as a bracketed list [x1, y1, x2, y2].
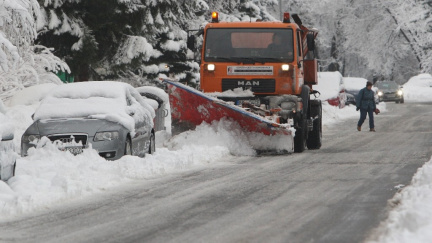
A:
[313, 72, 344, 100]
[33, 81, 154, 133]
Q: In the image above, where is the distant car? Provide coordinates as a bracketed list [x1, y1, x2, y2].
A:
[0, 101, 16, 181]
[21, 81, 156, 160]
[375, 81, 404, 103]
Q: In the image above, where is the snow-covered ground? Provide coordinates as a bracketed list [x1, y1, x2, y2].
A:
[0, 74, 431, 243]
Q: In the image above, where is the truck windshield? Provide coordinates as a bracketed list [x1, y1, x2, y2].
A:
[204, 28, 294, 63]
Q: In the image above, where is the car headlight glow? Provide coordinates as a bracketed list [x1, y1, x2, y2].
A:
[397, 90, 403, 95]
[378, 91, 383, 96]
[207, 64, 215, 71]
[22, 134, 40, 143]
[94, 131, 119, 141]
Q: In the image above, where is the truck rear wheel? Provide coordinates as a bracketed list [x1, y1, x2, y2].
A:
[307, 100, 322, 149]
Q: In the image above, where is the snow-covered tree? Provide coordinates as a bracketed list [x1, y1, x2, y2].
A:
[0, 0, 68, 102]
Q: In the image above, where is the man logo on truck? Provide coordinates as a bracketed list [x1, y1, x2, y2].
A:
[238, 81, 260, 86]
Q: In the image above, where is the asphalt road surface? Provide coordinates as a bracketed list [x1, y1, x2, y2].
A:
[1, 103, 432, 243]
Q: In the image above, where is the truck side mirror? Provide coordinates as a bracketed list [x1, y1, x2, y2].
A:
[307, 33, 315, 52]
[187, 35, 195, 50]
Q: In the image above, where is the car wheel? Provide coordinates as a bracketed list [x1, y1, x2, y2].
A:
[124, 137, 132, 155]
[149, 132, 156, 154]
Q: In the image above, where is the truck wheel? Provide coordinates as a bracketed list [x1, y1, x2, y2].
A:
[307, 100, 322, 150]
[294, 116, 306, 153]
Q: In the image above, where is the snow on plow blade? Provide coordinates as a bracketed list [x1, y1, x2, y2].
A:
[164, 80, 294, 152]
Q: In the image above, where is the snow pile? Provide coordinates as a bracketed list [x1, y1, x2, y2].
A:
[136, 86, 169, 104]
[402, 73, 432, 103]
[368, 157, 432, 243]
[0, 101, 14, 141]
[207, 88, 254, 98]
[314, 72, 344, 100]
[33, 82, 154, 133]
[0, 118, 255, 218]
[7, 83, 59, 107]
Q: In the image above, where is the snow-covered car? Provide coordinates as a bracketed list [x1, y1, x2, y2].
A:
[375, 81, 404, 103]
[314, 72, 347, 108]
[21, 81, 156, 160]
[136, 86, 169, 132]
[0, 101, 16, 181]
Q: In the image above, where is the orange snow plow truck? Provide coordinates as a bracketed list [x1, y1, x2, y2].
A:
[164, 12, 321, 153]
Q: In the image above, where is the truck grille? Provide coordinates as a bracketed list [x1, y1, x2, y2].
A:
[222, 79, 275, 93]
[48, 134, 88, 145]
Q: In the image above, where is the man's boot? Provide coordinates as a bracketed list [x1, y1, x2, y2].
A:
[357, 126, 361, 131]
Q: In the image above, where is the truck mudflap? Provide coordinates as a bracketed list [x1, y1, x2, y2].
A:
[164, 79, 294, 137]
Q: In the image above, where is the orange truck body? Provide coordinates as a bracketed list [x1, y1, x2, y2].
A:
[199, 21, 318, 96]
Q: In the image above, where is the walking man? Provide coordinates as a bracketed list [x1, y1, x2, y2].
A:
[356, 81, 377, 132]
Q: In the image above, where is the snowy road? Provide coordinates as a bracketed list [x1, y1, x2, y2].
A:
[1, 103, 431, 243]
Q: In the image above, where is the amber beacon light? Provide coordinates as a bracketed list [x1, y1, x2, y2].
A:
[212, 12, 219, 23]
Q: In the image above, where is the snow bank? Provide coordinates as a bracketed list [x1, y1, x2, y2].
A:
[0, 118, 253, 219]
[7, 83, 58, 107]
[206, 88, 254, 98]
[314, 72, 344, 100]
[403, 73, 432, 103]
[0, 101, 14, 141]
[321, 101, 387, 127]
[367, 157, 432, 243]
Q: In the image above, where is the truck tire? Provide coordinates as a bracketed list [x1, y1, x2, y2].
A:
[294, 86, 310, 153]
[294, 115, 306, 153]
[307, 100, 322, 150]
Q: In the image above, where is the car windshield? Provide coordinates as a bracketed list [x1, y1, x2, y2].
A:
[204, 28, 294, 63]
[376, 82, 399, 90]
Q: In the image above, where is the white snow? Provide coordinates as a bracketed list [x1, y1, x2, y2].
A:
[207, 88, 254, 98]
[7, 83, 58, 107]
[33, 81, 154, 133]
[344, 77, 368, 92]
[0, 73, 432, 243]
[402, 73, 432, 103]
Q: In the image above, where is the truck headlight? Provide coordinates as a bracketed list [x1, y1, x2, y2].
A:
[282, 64, 290, 71]
[397, 90, 403, 95]
[22, 134, 40, 143]
[94, 131, 119, 141]
[207, 64, 215, 71]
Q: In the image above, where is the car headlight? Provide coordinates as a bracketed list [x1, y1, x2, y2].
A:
[22, 134, 40, 144]
[94, 131, 119, 141]
[378, 91, 383, 96]
[397, 90, 403, 95]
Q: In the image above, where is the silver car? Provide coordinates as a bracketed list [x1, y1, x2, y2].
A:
[21, 81, 156, 160]
[0, 101, 16, 181]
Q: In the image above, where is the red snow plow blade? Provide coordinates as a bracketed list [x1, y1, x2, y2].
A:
[164, 79, 293, 137]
